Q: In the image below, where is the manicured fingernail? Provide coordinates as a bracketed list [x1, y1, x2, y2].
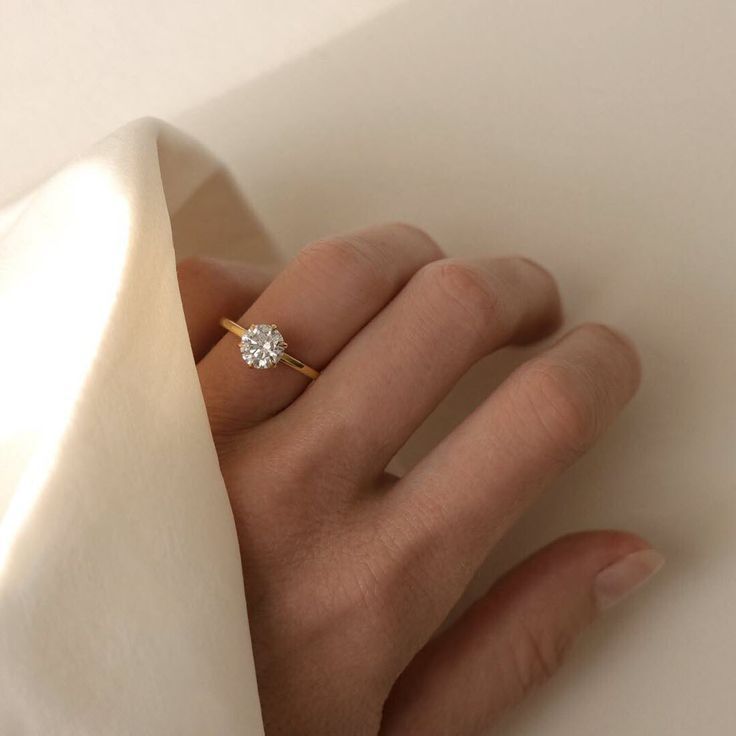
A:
[594, 548, 665, 611]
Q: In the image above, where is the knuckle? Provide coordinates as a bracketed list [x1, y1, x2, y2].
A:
[515, 358, 601, 462]
[296, 234, 382, 284]
[419, 259, 500, 334]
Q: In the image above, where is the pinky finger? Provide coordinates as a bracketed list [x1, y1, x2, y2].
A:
[380, 531, 664, 736]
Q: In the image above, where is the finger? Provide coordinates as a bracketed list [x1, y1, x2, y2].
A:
[381, 532, 664, 736]
[377, 323, 641, 642]
[197, 223, 443, 436]
[293, 257, 562, 475]
[176, 256, 271, 362]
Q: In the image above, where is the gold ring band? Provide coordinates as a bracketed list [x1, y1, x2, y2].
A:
[220, 318, 319, 381]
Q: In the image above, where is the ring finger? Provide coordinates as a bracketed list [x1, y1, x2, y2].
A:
[197, 223, 443, 438]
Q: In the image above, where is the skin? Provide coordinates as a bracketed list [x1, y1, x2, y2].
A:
[176, 223, 658, 736]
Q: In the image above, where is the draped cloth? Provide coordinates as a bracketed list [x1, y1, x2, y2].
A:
[0, 119, 264, 735]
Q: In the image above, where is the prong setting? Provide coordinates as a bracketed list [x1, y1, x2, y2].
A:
[239, 323, 287, 369]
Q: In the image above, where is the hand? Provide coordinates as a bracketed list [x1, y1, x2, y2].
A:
[177, 223, 662, 736]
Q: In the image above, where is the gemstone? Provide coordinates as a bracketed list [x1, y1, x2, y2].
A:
[239, 324, 286, 369]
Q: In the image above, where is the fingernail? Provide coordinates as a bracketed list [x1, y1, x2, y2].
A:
[594, 548, 665, 611]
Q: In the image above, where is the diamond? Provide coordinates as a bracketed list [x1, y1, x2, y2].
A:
[239, 324, 287, 369]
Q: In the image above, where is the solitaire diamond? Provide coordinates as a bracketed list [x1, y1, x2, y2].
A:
[239, 324, 286, 369]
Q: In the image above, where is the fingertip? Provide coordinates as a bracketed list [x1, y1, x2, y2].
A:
[573, 322, 643, 396]
[594, 547, 665, 611]
[500, 255, 565, 344]
[503, 530, 654, 595]
[535, 530, 664, 613]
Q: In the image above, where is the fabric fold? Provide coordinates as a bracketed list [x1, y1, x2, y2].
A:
[0, 118, 264, 735]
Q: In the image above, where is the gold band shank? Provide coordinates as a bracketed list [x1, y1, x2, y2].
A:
[278, 353, 320, 380]
[220, 317, 246, 338]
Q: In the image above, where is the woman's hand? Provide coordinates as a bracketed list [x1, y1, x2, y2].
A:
[177, 223, 662, 736]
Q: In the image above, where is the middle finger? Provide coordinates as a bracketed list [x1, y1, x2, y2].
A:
[292, 256, 561, 475]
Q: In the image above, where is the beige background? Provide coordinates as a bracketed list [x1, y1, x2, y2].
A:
[2, 1, 735, 734]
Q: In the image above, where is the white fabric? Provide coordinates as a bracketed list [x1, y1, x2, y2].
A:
[0, 119, 264, 735]
[1, 2, 736, 734]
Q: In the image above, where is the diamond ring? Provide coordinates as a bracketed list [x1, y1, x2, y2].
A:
[219, 318, 320, 381]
